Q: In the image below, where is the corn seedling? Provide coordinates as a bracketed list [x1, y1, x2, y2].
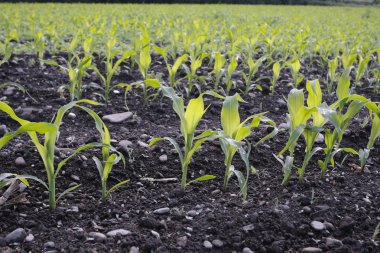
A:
[316, 71, 378, 177]
[219, 93, 277, 193]
[90, 38, 135, 104]
[211, 52, 226, 91]
[287, 58, 303, 88]
[183, 53, 210, 96]
[0, 30, 18, 66]
[327, 57, 338, 93]
[241, 56, 265, 95]
[149, 86, 217, 191]
[358, 103, 380, 170]
[355, 55, 370, 85]
[0, 100, 108, 209]
[341, 49, 357, 71]
[154, 46, 188, 88]
[277, 88, 316, 183]
[270, 61, 281, 94]
[224, 55, 238, 95]
[46, 54, 92, 101]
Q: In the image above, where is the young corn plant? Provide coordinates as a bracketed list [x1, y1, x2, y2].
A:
[279, 80, 326, 181]
[269, 61, 281, 94]
[211, 52, 226, 91]
[0, 30, 18, 66]
[355, 55, 370, 86]
[341, 49, 357, 71]
[287, 58, 303, 88]
[327, 57, 338, 94]
[224, 55, 238, 95]
[149, 86, 216, 191]
[277, 88, 316, 183]
[183, 53, 210, 96]
[154, 45, 189, 88]
[78, 106, 128, 200]
[241, 56, 265, 95]
[46, 54, 92, 101]
[90, 38, 135, 104]
[316, 72, 377, 177]
[219, 94, 277, 194]
[0, 100, 107, 209]
[358, 103, 380, 170]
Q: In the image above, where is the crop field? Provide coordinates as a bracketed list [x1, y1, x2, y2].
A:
[0, 3, 380, 253]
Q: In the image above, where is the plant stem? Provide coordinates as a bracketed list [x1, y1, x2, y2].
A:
[223, 155, 233, 192]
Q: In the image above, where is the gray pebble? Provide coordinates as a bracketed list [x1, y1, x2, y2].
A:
[129, 246, 139, 253]
[119, 140, 133, 152]
[102, 112, 133, 123]
[203, 240, 213, 249]
[106, 229, 131, 237]
[44, 241, 55, 249]
[159, 154, 167, 162]
[326, 237, 343, 248]
[315, 133, 324, 144]
[242, 247, 254, 253]
[88, 232, 107, 242]
[67, 112, 76, 119]
[5, 228, 27, 244]
[177, 236, 187, 247]
[15, 157, 26, 167]
[301, 247, 322, 253]
[311, 221, 325, 231]
[242, 224, 255, 233]
[25, 234, 34, 242]
[153, 207, 170, 215]
[0, 125, 6, 136]
[212, 239, 223, 247]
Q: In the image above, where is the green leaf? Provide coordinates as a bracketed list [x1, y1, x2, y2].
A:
[187, 175, 216, 185]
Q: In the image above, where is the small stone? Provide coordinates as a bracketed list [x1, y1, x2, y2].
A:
[203, 240, 213, 249]
[68, 112, 76, 119]
[138, 141, 149, 148]
[3, 87, 16, 96]
[242, 224, 255, 233]
[119, 140, 133, 152]
[242, 247, 254, 253]
[129, 246, 139, 253]
[102, 112, 133, 123]
[212, 239, 223, 247]
[25, 234, 34, 242]
[88, 232, 107, 242]
[278, 123, 289, 132]
[5, 228, 27, 244]
[311, 221, 325, 231]
[151, 230, 160, 238]
[326, 237, 343, 248]
[177, 236, 187, 247]
[15, 157, 26, 167]
[339, 216, 355, 232]
[106, 229, 131, 237]
[153, 207, 170, 215]
[44, 241, 55, 249]
[301, 247, 322, 253]
[186, 210, 198, 217]
[302, 206, 312, 214]
[0, 125, 6, 136]
[159, 154, 167, 162]
[324, 222, 335, 231]
[70, 175, 80, 181]
[315, 133, 324, 144]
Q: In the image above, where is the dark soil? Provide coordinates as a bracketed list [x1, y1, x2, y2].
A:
[0, 54, 379, 253]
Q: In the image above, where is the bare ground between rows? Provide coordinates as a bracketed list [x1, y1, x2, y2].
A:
[0, 54, 379, 253]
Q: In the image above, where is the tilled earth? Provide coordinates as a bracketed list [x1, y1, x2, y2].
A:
[0, 54, 379, 253]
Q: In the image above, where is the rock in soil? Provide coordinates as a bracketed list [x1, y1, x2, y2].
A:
[106, 229, 131, 237]
[102, 112, 133, 123]
[5, 228, 26, 244]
